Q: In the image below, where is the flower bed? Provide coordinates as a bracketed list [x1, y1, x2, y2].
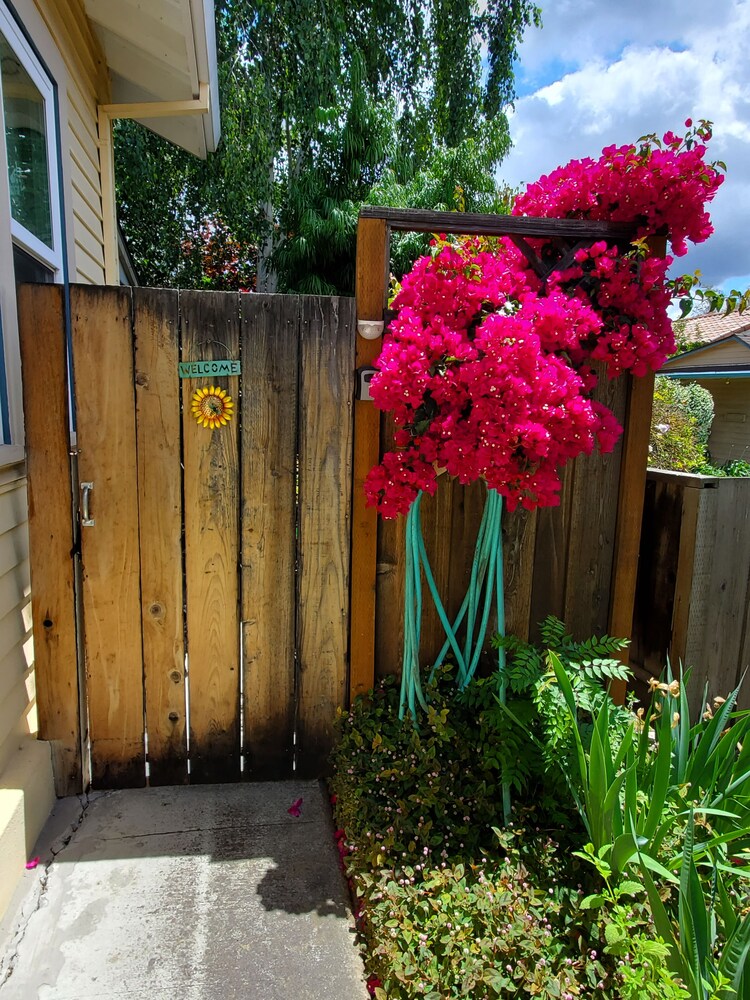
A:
[329, 627, 750, 999]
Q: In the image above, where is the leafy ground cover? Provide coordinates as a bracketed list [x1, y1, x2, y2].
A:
[329, 621, 750, 999]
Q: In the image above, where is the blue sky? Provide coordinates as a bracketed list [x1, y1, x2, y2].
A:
[501, 0, 750, 295]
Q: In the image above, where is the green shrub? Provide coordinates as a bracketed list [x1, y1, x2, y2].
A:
[650, 377, 712, 471]
[330, 628, 750, 999]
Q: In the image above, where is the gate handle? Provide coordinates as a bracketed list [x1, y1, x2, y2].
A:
[81, 482, 95, 527]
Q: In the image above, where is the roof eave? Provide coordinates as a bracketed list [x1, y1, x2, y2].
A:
[189, 0, 221, 154]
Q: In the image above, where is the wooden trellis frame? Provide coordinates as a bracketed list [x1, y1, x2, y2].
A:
[352, 207, 659, 703]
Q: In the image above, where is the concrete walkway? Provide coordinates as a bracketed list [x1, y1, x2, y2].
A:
[0, 781, 368, 1000]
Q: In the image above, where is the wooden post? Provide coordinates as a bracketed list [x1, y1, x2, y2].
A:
[609, 233, 665, 704]
[350, 217, 389, 701]
[608, 371, 656, 703]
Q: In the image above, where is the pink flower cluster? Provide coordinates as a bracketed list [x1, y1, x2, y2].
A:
[365, 125, 723, 517]
[550, 242, 676, 378]
[514, 121, 723, 257]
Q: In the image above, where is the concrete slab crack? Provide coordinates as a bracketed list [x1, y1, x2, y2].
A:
[0, 790, 105, 990]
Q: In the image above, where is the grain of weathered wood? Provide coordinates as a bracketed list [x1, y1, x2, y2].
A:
[17, 284, 82, 797]
[418, 479, 457, 667]
[181, 290, 241, 783]
[132, 288, 187, 785]
[609, 372, 655, 703]
[375, 413, 406, 679]
[669, 484, 702, 672]
[529, 462, 577, 642]
[737, 561, 750, 712]
[241, 294, 299, 779]
[699, 480, 750, 701]
[682, 487, 716, 714]
[502, 505, 538, 643]
[446, 482, 485, 630]
[297, 296, 355, 776]
[351, 216, 389, 699]
[71, 284, 145, 788]
[630, 480, 682, 678]
[359, 206, 636, 242]
[564, 370, 628, 639]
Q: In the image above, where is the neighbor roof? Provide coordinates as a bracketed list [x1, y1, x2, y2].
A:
[663, 320, 750, 379]
[676, 310, 750, 347]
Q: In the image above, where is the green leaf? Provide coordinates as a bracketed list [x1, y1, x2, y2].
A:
[604, 923, 627, 946]
[637, 856, 695, 991]
[717, 911, 750, 996]
[580, 893, 606, 909]
[642, 719, 673, 842]
[617, 880, 645, 897]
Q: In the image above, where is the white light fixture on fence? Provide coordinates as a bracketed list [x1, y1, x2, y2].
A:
[357, 319, 385, 340]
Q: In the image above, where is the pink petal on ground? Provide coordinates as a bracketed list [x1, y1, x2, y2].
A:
[25, 857, 41, 870]
[287, 797, 303, 817]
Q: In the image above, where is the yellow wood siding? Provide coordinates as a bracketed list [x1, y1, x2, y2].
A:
[699, 379, 750, 466]
[33, 0, 109, 283]
[670, 340, 750, 370]
[0, 478, 32, 778]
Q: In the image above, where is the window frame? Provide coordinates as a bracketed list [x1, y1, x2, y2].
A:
[0, 0, 64, 462]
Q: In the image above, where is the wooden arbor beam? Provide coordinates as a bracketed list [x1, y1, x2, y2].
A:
[351, 207, 641, 702]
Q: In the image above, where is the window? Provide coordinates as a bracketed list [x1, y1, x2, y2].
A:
[0, 1, 63, 456]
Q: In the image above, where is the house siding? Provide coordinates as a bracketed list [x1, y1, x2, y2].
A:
[670, 340, 750, 369]
[0, 0, 110, 922]
[699, 379, 750, 465]
[0, 475, 32, 778]
[33, 0, 110, 283]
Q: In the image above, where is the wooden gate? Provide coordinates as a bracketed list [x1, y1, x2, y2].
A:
[20, 284, 355, 793]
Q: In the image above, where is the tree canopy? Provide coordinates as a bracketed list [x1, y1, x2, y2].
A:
[114, 0, 541, 293]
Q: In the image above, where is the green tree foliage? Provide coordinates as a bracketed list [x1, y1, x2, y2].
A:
[114, 0, 540, 292]
[649, 376, 714, 471]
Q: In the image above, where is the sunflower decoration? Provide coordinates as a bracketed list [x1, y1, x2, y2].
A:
[191, 385, 234, 429]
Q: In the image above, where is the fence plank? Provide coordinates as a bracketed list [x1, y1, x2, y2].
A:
[374, 414, 405, 680]
[738, 573, 750, 713]
[564, 371, 628, 639]
[71, 285, 145, 788]
[699, 480, 750, 700]
[241, 294, 299, 779]
[669, 484, 702, 671]
[181, 291, 241, 783]
[133, 288, 187, 785]
[446, 482, 485, 632]
[502, 506, 538, 643]
[529, 462, 577, 641]
[297, 296, 355, 776]
[419, 479, 457, 667]
[18, 284, 81, 797]
[631, 479, 683, 678]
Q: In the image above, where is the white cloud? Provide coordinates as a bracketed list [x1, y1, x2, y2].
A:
[503, 0, 750, 286]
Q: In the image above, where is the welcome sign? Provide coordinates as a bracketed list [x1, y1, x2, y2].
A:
[178, 360, 241, 378]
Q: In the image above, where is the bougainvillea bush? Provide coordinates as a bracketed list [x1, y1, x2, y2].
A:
[364, 121, 723, 518]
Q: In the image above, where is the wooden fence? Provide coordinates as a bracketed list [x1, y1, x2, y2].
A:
[20, 208, 658, 794]
[20, 285, 355, 793]
[632, 470, 750, 714]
